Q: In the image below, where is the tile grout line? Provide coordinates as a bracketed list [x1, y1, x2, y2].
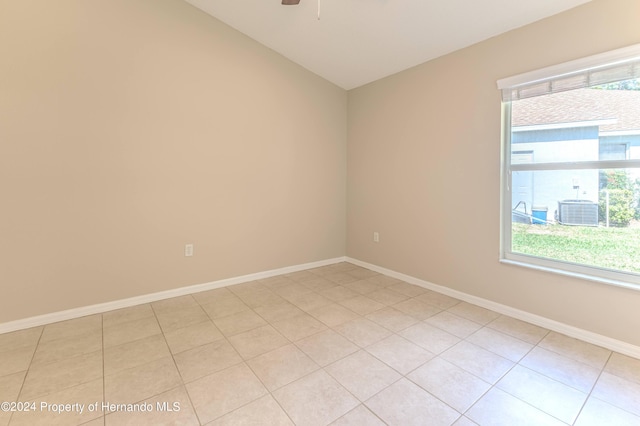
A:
[141, 282, 633, 425]
[210, 266, 384, 424]
[296, 275, 452, 423]
[8, 326, 44, 426]
[568, 350, 611, 426]
[231, 295, 300, 426]
[279, 272, 465, 423]
[352, 295, 567, 424]
[104, 301, 204, 424]
[152, 297, 204, 426]
[455, 324, 624, 425]
[184, 287, 294, 424]
[457, 330, 558, 424]
[5, 263, 638, 425]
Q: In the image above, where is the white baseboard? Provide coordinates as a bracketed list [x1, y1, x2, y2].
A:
[346, 257, 640, 359]
[4, 255, 639, 360]
[0, 256, 347, 335]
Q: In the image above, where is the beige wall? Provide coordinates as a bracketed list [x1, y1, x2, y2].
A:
[0, 0, 347, 323]
[2, 0, 639, 349]
[347, 0, 640, 346]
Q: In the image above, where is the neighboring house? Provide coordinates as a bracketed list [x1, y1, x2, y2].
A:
[510, 88, 640, 222]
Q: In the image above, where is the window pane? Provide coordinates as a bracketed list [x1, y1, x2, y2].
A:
[511, 168, 640, 275]
[599, 143, 627, 160]
[505, 78, 640, 282]
[511, 81, 640, 165]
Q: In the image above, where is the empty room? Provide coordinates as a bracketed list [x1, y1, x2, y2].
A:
[1, 0, 640, 425]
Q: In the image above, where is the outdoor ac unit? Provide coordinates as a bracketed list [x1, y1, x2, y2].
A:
[557, 200, 598, 226]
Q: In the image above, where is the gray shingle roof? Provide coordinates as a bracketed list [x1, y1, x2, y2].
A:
[512, 88, 640, 132]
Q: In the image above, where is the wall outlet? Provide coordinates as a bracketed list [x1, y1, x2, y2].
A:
[185, 244, 194, 257]
[373, 232, 379, 243]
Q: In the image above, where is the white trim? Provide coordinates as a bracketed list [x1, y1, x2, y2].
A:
[346, 257, 640, 359]
[512, 119, 616, 132]
[4, 254, 639, 359]
[500, 102, 512, 259]
[600, 130, 640, 137]
[510, 158, 640, 172]
[502, 254, 640, 290]
[0, 256, 346, 335]
[497, 43, 640, 90]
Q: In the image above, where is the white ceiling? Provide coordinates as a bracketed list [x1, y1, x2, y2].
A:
[183, 0, 592, 90]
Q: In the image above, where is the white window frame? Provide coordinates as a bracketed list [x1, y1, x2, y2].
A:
[498, 44, 640, 291]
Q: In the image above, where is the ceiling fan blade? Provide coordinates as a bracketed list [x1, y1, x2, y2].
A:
[282, 0, 300, 5]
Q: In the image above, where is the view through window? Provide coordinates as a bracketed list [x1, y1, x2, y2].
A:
[501, 51, 640, 287]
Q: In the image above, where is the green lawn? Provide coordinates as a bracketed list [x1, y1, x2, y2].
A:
[512, 222, 640, 274]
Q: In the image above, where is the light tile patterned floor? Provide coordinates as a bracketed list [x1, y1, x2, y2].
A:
[1, 262, 639, 425]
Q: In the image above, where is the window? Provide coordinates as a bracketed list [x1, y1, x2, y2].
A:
[498, 45, 640, 289]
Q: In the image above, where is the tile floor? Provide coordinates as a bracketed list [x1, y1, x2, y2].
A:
[1, 262, 639, 425]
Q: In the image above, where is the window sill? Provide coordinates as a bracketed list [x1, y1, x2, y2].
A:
[499, 257, 640, 292]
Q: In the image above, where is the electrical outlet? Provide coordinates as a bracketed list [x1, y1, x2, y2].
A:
[373, 232, 379, 243]
[185, 244, 194, 257]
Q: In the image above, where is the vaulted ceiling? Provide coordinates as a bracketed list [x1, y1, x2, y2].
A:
[183, 0, 592, 90]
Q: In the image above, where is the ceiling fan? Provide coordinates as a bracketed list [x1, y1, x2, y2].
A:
[282, 0, 320, 20]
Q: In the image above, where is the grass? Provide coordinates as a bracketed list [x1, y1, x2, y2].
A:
[512, 222, 640, 274]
